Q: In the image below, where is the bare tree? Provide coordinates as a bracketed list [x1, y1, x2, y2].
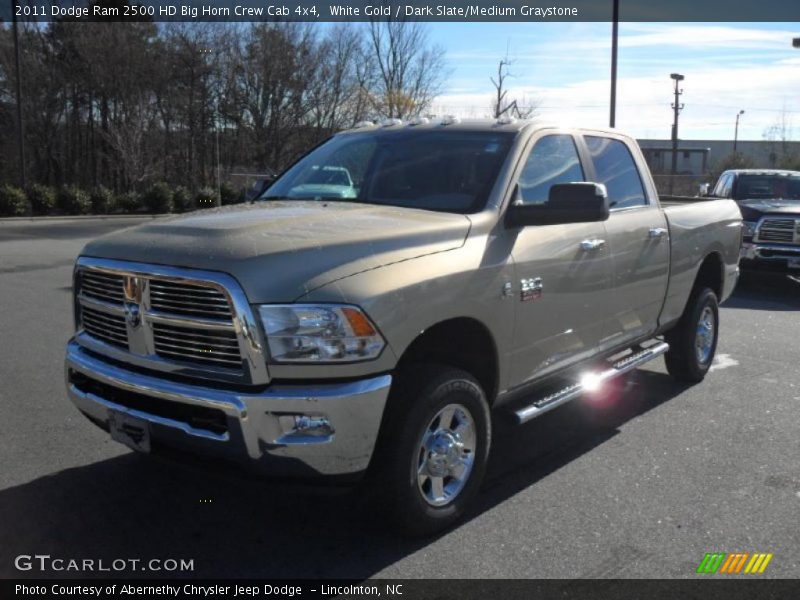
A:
[490, 56, 538, 119]
[307, 25, 370, 132]
[0, 21, 453, 191]
[762, 106, 796, 168]
[366, 21, 447, 119]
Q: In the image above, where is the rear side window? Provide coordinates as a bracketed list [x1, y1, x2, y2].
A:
[585, 136, 647, 209]
[518, 134, 585, 205]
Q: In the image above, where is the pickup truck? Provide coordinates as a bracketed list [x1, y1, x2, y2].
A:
[65, 120, 741, 535]
[706, 169, 800, 273]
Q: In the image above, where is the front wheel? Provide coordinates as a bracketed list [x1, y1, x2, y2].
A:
[370, 366, 491, 537]
[664, 287, 719, 383]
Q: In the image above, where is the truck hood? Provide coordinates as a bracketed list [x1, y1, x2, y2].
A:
[738, 198, 800, 220]
[81, 201, 471, 302]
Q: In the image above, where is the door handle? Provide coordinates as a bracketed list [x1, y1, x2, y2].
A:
[648, 227, 668, 239]
[580, 239, 606, 251]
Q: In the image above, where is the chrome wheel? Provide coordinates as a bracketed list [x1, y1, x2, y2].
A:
[416, 403, 476, 507]
[695, 305, 715, 364]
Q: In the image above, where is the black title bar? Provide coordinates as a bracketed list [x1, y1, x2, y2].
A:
[4, 0, 800, 23]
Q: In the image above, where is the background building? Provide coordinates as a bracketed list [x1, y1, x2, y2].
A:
[638, 139, 800, 175]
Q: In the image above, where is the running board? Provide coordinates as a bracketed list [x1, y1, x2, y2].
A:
[513, 341, 670, 424]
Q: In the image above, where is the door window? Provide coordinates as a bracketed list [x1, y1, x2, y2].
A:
[518, 135, 585, 205]
[585, 136, 647, 209]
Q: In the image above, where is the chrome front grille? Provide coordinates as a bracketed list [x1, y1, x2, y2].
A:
[80, 270, 125, 304]
[149, 280, 233, 320]
[756, 218, 796, 244]
[80, 306, 128, 348]
[152, 323, 242, 369]
[74, 258, 268, 385]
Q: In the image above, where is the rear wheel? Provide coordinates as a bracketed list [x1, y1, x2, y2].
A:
[371, 365, 491, 537]
[664, 287, 719, 382]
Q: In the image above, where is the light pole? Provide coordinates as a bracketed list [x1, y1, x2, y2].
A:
[12, 0, 27, 189]
[733, 110, 744, 155]
[609, 0, 619, 128]
[669, 73, 684, 194]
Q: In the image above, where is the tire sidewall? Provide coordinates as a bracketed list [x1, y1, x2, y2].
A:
[391, 370, 491, 534]
[685, 288, 719, 378]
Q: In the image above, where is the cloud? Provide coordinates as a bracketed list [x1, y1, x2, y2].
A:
[435, 61, 800, 140]
[433, 23, 800, 139]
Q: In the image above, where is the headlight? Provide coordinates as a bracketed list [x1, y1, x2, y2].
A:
[742, 221, 757, 238]
[258, 304, 385, 363]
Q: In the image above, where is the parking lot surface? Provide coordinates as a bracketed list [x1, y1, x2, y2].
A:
[1, 217, 798, 578]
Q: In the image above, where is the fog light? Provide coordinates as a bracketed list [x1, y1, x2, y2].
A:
[277, 414, 334, 444]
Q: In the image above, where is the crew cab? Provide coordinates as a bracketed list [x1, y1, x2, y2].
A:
[65, 120, 741, 535]
[707, 169, 800, 273]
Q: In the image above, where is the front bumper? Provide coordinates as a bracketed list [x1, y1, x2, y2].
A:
[65, 340, 392, 479]
[740, 243, 800, 272]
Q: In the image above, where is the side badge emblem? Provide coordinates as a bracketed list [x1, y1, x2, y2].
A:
[520, 278, 543, 302]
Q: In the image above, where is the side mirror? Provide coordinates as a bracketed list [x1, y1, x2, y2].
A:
[506, 182, 610, 228]
[698, 183, 710, 197]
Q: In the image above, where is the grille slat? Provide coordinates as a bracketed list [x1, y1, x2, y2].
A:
[149, 324, 239, 343]
[80, 272, 125, 304]
[82, 324, 126, 344]
[153, 339, 241, 358]
[757, 218, 796, 243]
[153, 347, 242, 367]
[81, 306, 128, 348]
[148, 282, 225, 294]
[148, 281, 232, 320]
[149, 290, 229, 304]
[78, 268, 244, 373]
[152, 322, 241, 369]
[148, 301, 232, 317]
[152, 332, 239, 349]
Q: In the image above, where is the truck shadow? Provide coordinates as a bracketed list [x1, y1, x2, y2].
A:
[0, 370, 686, 580]
[724, 272, 800, 312]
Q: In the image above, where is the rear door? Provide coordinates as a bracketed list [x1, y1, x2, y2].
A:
[580, 134, 670, 350]
[508, 132, 614, 387]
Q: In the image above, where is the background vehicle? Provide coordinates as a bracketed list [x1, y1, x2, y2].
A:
[65, 120, 741, 535]
[707, 169, 800, 273]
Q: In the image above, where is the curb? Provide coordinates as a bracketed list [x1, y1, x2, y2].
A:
[0, 214, 170, 223]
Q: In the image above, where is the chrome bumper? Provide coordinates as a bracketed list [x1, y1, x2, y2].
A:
[65, 340, 391, 478]
[740, 243, 800, 261]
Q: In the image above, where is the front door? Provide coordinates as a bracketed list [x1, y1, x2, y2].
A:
[508, 133, 614, 387]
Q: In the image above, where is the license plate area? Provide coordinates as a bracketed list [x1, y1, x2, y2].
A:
[109, 410, 151, 453]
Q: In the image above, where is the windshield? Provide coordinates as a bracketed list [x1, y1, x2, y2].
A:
[734, 174, 800, 200]
[261, 130, 516, 213]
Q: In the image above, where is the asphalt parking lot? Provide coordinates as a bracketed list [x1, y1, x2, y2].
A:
[1, 217, 799, 579]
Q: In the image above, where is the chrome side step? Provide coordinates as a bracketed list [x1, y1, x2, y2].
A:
[513, 341, 670, 424]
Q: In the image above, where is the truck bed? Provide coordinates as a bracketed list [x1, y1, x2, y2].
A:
[658, 197, 742, 328]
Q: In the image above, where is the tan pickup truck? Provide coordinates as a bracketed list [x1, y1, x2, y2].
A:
[65, 120, 741, 535]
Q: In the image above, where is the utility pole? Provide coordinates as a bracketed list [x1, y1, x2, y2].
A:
[669, 73, 684, 194]
[733, 110, 744, 155]
[609, 0, 619, 128]
[12, 0, 27, 188]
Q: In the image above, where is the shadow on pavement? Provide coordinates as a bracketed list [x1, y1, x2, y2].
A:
[723, 272, 800, 312]
[0, 370, 689, 580]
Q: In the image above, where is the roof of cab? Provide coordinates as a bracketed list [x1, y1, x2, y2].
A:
[337, 118, 629, 138]
[723, 169, 800, 176]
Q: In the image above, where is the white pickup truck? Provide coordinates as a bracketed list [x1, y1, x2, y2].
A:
[66, 120, 742, 534]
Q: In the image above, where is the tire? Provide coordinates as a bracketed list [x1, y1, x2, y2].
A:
[664, 287, 719, 383]
[370, 365, 491, 537]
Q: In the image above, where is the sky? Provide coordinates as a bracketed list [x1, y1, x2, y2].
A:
[423, 22, 800, 141]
